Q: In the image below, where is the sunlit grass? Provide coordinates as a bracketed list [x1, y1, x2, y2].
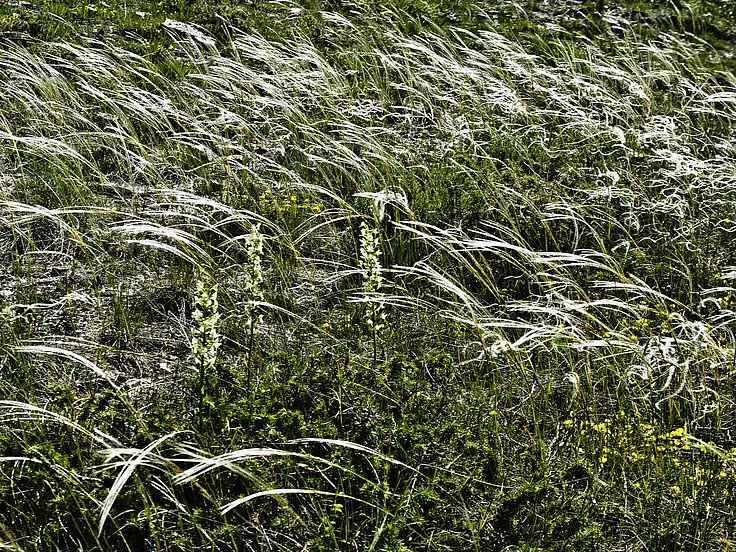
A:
[1, 0, 736, 549]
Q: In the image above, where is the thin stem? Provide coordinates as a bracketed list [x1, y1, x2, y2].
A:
[247, 316, 256, 394]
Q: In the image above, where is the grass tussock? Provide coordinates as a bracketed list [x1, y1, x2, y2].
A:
[1, 0, 736, 550]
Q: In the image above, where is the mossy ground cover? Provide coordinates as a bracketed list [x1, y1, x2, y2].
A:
[1, 0, 736, 550]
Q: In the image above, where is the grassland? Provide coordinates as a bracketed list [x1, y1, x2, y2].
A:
[1, 0, 736, 550]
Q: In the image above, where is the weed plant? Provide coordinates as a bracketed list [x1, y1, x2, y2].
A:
[0, 0, 736, 550]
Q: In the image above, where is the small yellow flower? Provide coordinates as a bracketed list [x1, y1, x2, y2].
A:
[629, 452, 644, 462]
[563, 419, 574, 427]
[669, 485, 681, 497]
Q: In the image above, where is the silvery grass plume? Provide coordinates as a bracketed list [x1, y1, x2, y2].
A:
[92, 433, 421, 544]
[0, 3, 735, 548]
[0, 0, 732, 392]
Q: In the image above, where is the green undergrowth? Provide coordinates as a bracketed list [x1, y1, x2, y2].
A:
[1, 0, 736, 550]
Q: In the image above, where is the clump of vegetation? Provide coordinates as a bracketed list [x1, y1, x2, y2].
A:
[1, 0, 736, 550]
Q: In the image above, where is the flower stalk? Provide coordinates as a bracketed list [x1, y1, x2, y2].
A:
[359, 221, 386, 368]
[191, 277, 221, 430]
